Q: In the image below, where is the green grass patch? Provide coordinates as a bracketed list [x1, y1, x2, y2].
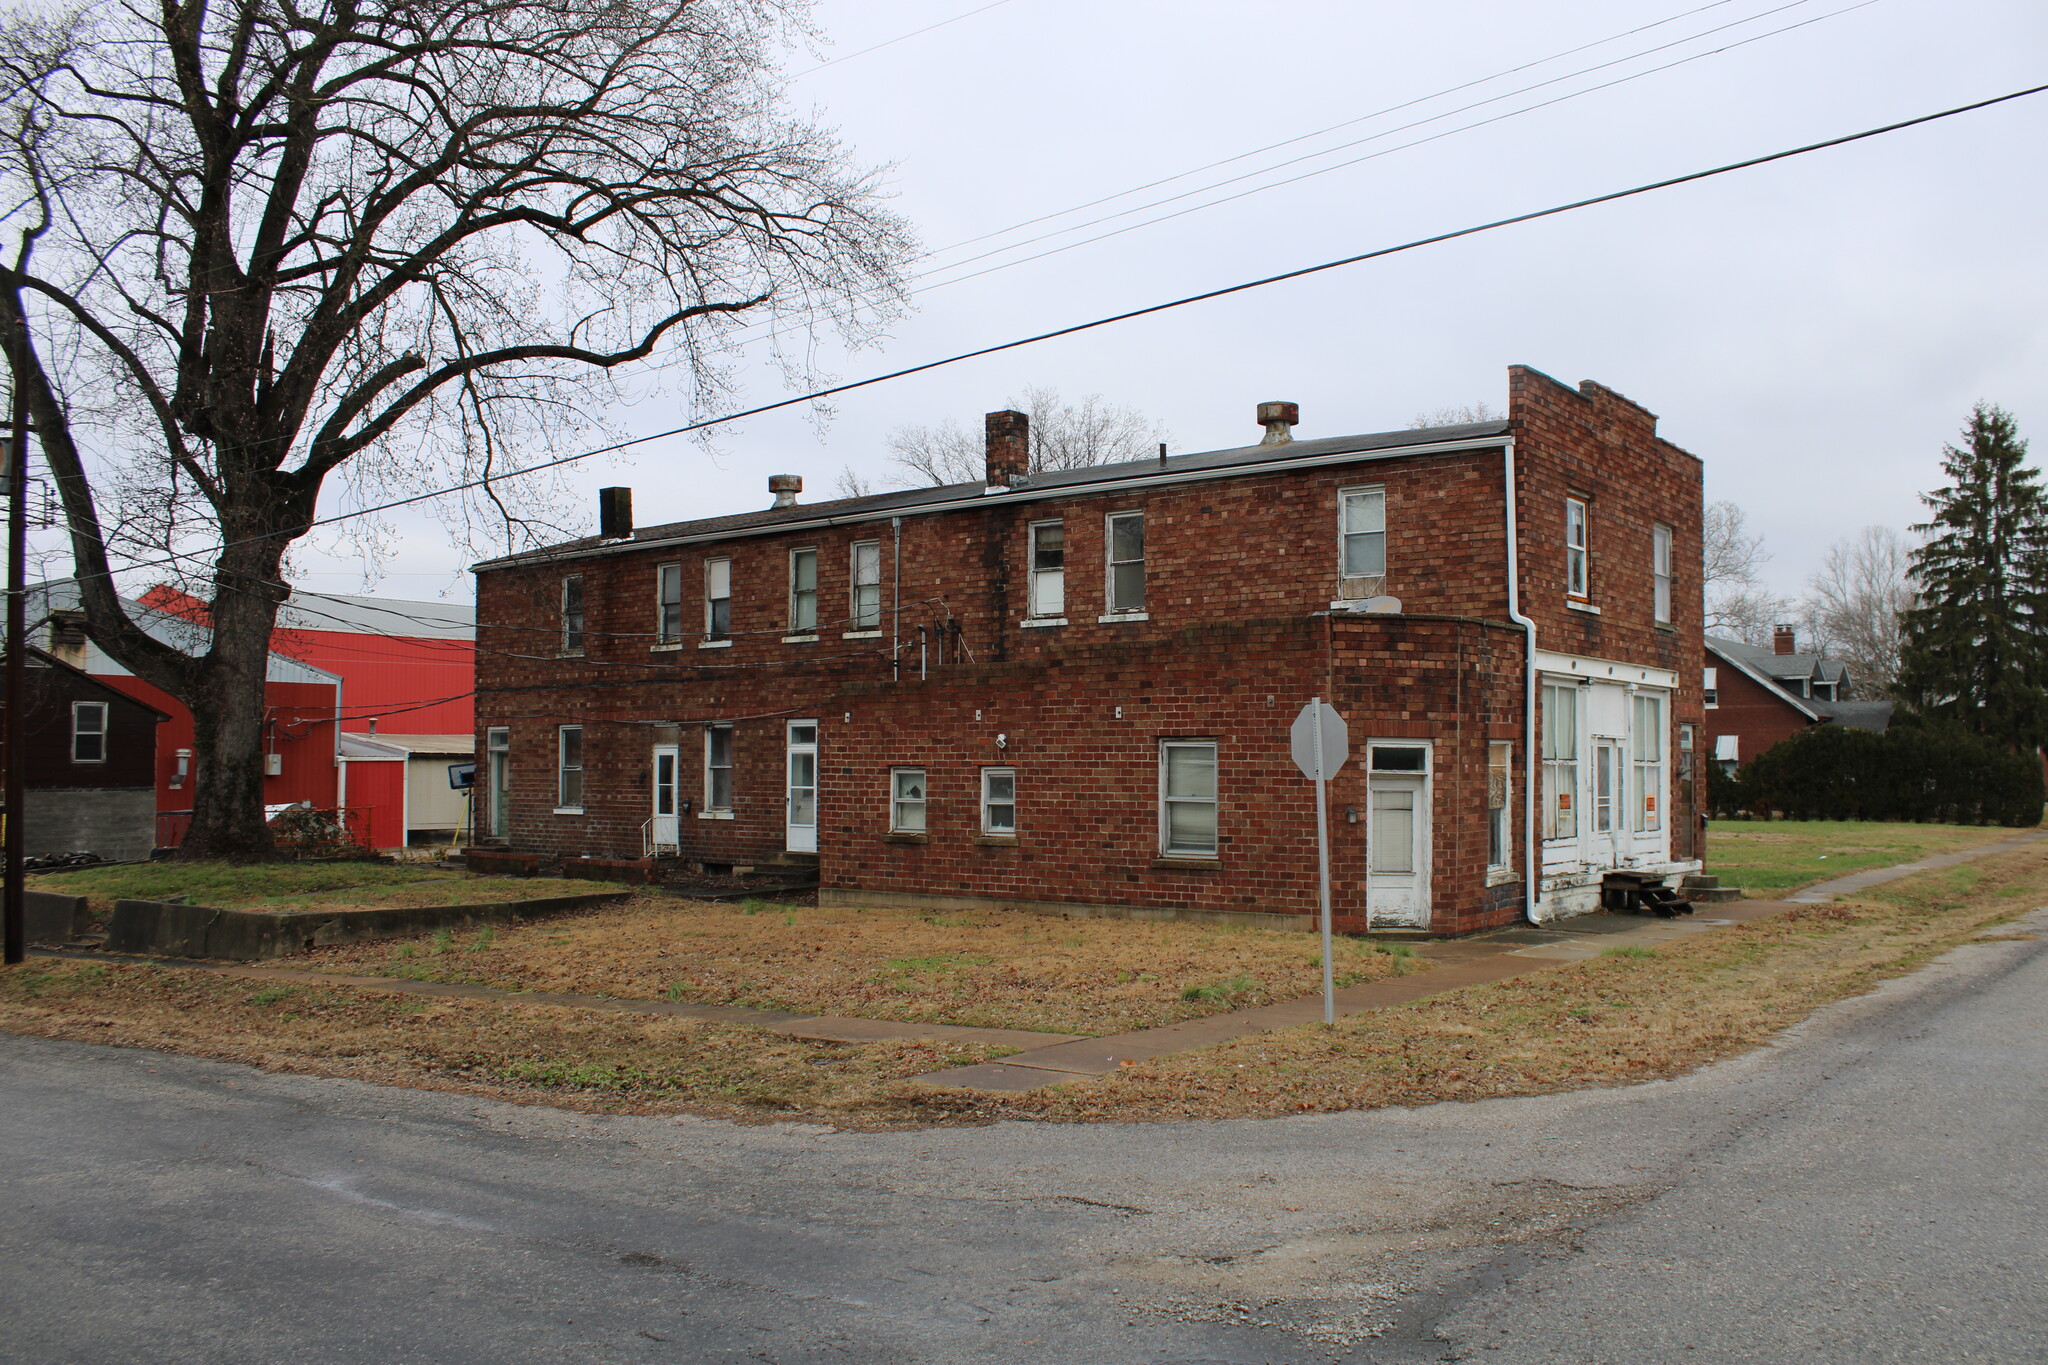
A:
[1705, 819, 2016, 896]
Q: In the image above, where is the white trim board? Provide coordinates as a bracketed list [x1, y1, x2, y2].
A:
[1533, 649, 1678, 691]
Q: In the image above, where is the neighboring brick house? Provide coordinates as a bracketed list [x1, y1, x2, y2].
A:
[471, 365, 1707, 934]
[1, 648, 168, 862]
[1703, 627, 1893, 773]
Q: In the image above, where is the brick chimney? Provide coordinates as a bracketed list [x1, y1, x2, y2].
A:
[985, 410, 1029, 487]
[1258, 401, 1299, 446]
[768, 474, 802, 509]
[1773, 623, 1797, 656]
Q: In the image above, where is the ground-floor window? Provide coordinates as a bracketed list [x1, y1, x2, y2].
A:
[556, 725, 583, 812]
[1487, 741, 1512, 869]
[1159, 740, 1218, 856]
[704, 724, 733, 811]
[981, 767, 1016, 834]
[1632, 692, 1665, 831]
[891, 768, 927, 832]
[1542, 683, 1578, 839]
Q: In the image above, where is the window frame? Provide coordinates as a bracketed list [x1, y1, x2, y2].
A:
[704, 723, 734, 813]
[1632, 692, 1665, 833]
[71, 700, 108, 764]
[1027, 519, 1066, 619]
[1337, 484, 1388, 585]
[555, 724, 584, 813]
[1565, 497, 1589, 599]
[1486, 741, 1512, 871]
[1104, 511, 1146, 614]
[890, 766, 928, 834]
[704, 558, 732, 640]
[849, 540, 882, 631]
[788, 547, 818, 633]
[1158, 739, 1220, 858]
[981, 766, 1017, 835]
[484, 726, 510, 837]
[1652, 523, 1673, 624]
[560, 575, 586, 654]
[1703, 666, 1719, 708]
[655, 562, 684, 644]
[1541, 683, 1580, 841]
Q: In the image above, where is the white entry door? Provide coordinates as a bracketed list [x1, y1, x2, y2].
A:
[649, 744, 680, 855]
[1592, 739, 1626, 868]
[785, 721, 819, 853]
[1366, 741, 1432, 929]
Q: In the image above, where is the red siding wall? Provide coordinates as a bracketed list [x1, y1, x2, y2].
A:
[92, 673, 339, 818]
[270, 627, 474, 735]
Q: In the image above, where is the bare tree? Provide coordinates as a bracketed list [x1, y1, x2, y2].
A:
[1702, 500, 1789, 640]
[1408, 400, 1500, 428]
[0, 0, 911, 858]
[832, 465, 878, 499]
[887, 386, 1169, 487]
[1800, 525, 1917, 697]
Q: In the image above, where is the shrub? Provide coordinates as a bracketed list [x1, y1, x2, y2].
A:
[1739, 722, 2043, 826]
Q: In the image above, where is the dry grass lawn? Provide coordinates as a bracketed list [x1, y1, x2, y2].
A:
[282, 897, 1424, 1035]
[0, 962, 1011, 1121]
[1704, 819, 2018, 896]
[29, 860, 620, 917]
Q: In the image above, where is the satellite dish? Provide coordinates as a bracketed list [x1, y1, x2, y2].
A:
[1346, 596, 1402, 615]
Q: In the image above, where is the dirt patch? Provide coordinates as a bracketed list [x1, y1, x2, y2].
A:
[280, 896, 1424, 1036]
[29, 861, 621, 918]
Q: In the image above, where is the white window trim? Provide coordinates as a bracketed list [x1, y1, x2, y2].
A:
[1541, 682, 1581, 844]
[850, 540, 882, 632]
[560, 575, 586, 655]
[890, 766, 928, 834]
[1104, 510, 1146, 615]
[1652, 523, 1674, 625]
[1337, 484, 1388, 584]
[555, 724, 584, 814]
[656, 561, 684, 644]
[1486, 741, 1513, 877]
[1158, 739, 1220, 859]
[704, 557, 732, 641]
[1565, 497, 1589, 600]
[788, 547, 819, 633]
[71, 700, 108, 764]
[1027, 519, 1066, 619]
[1632, 692, 1666, 835]
[981, 766, 1017, 836]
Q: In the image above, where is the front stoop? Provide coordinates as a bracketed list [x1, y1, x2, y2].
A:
[1682, 873, 1745, 904]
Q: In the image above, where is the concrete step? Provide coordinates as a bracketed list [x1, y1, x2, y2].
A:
[1688, 886, 1745, 903]
[1681, 874, 1722, 889]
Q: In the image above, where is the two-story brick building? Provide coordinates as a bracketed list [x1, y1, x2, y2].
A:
[471, 365, 1706, 934]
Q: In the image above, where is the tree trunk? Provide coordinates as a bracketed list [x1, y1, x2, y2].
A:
[173, 549, 294, 862]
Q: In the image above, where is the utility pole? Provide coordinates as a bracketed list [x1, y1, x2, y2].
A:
[3, 320, 28, 966]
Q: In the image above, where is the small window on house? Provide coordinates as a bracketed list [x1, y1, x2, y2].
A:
[891, 767, 927, 833]
[561, 575, 586, 653]
[1703, 666, 1719, 708]
[1338, 486, 1386, 585]
[705, 559, 731, 640]
[656, 563, 684, 643]
[1487, 742, 1512, 870]
[1542, 683, 1579, 839]
[789, 548, 818, 632]
[1565, 498, 1589, 599]
[850, 541, 882, 630]
[1652, 524, 1673, 624]
[982, 767, 1016, 834]
[1632, 693, 1664, 832]
[1713, 733, 1740, 775]
[71, 701, 108, 763]
[1105, 512, 1145, 613]
[1028, 521, 1065, 617]
[1159, 741, 1218, 857]
[704, 724, 733, 811]
[556, 725, 584, 811]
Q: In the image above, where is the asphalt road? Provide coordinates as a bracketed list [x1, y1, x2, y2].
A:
[3, 908, 2044, 1365]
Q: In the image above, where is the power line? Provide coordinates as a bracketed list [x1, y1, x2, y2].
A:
[781, 0, 1021, 82]
[79, 80, 2048, 587]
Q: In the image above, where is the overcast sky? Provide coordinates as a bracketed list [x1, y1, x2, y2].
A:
[270, 0, 2047, 606]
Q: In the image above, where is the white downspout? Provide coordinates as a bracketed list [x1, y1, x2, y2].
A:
[1503, 439, 1544, 924]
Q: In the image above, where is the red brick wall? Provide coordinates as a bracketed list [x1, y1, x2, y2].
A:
[1704, 660, 1814, 767]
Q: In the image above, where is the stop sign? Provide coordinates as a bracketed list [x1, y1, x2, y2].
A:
[1290, 700, 1349, 781]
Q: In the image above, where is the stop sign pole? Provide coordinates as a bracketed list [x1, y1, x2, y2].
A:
[1290, 698, 1350, 1025]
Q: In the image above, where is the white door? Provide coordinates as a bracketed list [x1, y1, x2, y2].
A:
[1592, 739, 1625, 868]
[1366, 742, 1432, 928]
[650, 744, 680, 855]
[785, 721, 818, 853]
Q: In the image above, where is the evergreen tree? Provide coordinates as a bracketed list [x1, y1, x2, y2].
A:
[1896, 405, 2048, 751]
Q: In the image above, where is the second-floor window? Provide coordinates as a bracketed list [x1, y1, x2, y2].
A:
[705, 559, 731, 640]
[789, 548, 818, 632]
[72, 701, 108, 763]
[1106, 512, 1145, 613]
[1028, 521, 1065, 617]
[1339, 486, 1386, 584]
[1565, 498, 1589, 599]
[561, 575, 586, 653]
[656, 563, 684, 643]
[850, 541, 881, 630]
[1652, 524, 1673, 624]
